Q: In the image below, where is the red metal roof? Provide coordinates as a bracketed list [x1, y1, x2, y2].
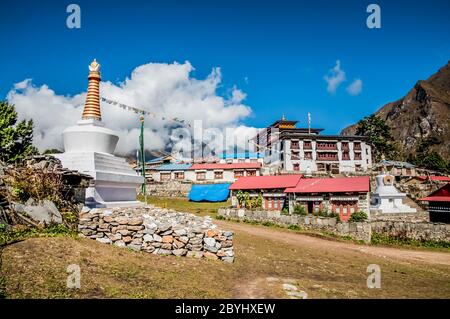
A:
[285, 176, 370, 193]
[189, 162, 261, 170]
[417, 175, 450, 182]
[229, 174, 303, 190]
[419, 183, 450, 202]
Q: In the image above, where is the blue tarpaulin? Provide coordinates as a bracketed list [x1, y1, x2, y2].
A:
[188, 183, 231, 202]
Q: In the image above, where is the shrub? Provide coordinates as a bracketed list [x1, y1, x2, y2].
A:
[318, 209, 329, 217]
[328, 212, 341, 221]
[3, 166, 64, 207]
[293, 204, 307, 215]
[349, 211, 368, 222]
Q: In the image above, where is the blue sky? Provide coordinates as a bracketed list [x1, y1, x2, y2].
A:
[1, 0, 449, 135]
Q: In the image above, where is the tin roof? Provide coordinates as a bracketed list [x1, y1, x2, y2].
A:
[419, 183, 450, 202]
[155, 163, 192, 171]
[285, 176, 370, 193]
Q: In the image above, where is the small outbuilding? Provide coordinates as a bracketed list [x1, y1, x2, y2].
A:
[419, 183, 450, 223]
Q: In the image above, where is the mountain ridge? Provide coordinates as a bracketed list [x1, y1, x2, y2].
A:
[342, 61, 450, 161]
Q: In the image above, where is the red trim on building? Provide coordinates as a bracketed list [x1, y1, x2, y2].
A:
[189, 163, 261, 170]
[419, 183, 450, 202]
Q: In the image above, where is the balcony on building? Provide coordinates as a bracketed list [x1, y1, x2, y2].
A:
[316, 142, 338, 151]
[342, 151, 350, 160]
[303, 141, 312, 150]
[341, 142, 349, 151]
[304, 152, 313, 160]
[316, 153, 338, 161]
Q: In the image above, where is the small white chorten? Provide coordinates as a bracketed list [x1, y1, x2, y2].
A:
[54, 59, 144, 207]
[370, 174, 416, 213]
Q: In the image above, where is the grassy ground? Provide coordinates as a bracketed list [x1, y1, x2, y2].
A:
[1, 196, 449, 299]
[142, 196, 227, 217]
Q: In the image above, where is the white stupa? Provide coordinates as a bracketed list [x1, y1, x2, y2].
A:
[54, 59, 144, 208]
[370, 173, 416, 213]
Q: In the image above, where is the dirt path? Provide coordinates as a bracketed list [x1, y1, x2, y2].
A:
[216, 220, 450, 267]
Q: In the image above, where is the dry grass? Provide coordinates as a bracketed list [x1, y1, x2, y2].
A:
[1, 197, 449, 299]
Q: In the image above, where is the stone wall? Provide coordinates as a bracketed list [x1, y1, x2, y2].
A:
[371, 220, 450, 242]
[218, 208, 450, 244]
[79, 205, 234, 262]
[217, 208, 371, 243]
[146, 180, 192, 197]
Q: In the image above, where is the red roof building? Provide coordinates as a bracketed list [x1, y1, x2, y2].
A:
[228, 175, 371, 221]
[419, 183, 450, 223]
[284, 176, 370, 222]
[186, 162, 262, 183]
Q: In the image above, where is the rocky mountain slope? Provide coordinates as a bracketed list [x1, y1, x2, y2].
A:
[342, 61, 450, 160]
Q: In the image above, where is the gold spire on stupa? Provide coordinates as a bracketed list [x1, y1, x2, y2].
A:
[82, 59, 102, 121]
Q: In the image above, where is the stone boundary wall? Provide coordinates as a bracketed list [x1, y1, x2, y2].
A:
[146, 181, 192, 197]
[218, 208, 450, 243]
[79, 205, 234, 262]
[217, 208, 371, 243]
[371, 220, 450, 242]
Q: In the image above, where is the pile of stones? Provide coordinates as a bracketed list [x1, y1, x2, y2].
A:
[78, 205, 235, 263]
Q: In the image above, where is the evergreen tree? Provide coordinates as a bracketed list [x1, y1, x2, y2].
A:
[0, 101, 37, 164]
[355, 114, 394, 162]
[413, 137, 449, 174]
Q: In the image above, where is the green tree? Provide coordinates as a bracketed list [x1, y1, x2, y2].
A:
[0, 101, 37, 164]
[412, 137, 449, 174]
[355, 115, 394, 162]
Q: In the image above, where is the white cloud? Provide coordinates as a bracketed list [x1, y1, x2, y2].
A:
[323, 60, 346, 94]
[6, 61, 258, 156]
[346, 79, 363, 96]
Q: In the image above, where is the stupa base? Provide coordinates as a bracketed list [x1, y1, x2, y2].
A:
[54, 151, 144, 208]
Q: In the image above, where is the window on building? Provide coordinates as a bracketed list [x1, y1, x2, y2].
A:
[247, 170, 256, 176]
[174, 172, 184, 180]
[196, 172, 206, 180]
[355, 164, 362, 172]
[214, 171, 223, 179]
[303, 141, 312, 149]
[291, 140, 299, 149]
[234, 170, 244, 178]
[267, 198, 272, 209]
[293, 163, 300, 171]
[291, 151, 300, 160]
[304, 152, 312, 160]
[354, 152, 362, 160]
[161, 173, 171, 181]
[274, 200, 278, 209]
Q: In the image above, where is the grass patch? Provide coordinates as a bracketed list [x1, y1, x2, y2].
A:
[371, 232, 450, 250]
[140, 196, 229, 217]
[0, 224, 77, 247]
